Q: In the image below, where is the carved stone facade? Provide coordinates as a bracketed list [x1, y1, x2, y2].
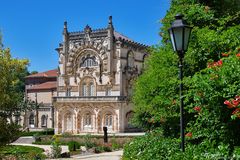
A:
[54, 16, 148, 134]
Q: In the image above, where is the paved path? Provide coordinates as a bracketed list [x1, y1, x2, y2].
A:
[12, 136, 124, 159]
[13, 136, 35, 144]
[69, 150, 123, 160]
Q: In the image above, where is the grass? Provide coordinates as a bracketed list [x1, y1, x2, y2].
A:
[0, 145, 46, 159]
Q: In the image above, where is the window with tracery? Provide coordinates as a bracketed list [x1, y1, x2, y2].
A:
[66, 113, 73, 131]
[105, 114, 113, 128]
[81, 78, 95, 96]
[80, 55, 98, 67]
[84, 114, 92, 127]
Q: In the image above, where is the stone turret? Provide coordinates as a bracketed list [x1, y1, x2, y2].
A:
[107, 16, 114, 74]
[62, 21, 69, 75]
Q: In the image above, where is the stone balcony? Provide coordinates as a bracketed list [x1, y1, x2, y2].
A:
[53, 96, 128, 103]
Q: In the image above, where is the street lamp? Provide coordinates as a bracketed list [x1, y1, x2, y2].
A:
[168, 14, 192, 152]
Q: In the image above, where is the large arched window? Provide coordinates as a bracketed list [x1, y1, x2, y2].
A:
[81, 78, 96, 96]
[105, 114, 113, 129]
[84, 113, 92, 127]
[80, 55, 98, 67]
[65, 113, 73, 131]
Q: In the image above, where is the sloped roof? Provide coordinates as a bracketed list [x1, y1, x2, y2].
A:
[26, 69, 58, 78]
[28, 81, 57, 90]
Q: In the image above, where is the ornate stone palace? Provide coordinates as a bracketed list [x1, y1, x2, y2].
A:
[54, 16, 148, 134]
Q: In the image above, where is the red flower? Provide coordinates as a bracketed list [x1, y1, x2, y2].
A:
[236, 53, 240, 57]
[185, 132, 192, 138]
[224, 100, 235, 108]
[207, 60, 223, 68]
[217, 60, 223, 66]
[194, 106, 201, 112]
[232, 100, 240, 107]
[221, 53, 229, 57]
[232, 108, 240, 118]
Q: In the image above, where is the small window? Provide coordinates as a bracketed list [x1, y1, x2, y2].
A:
[29, 114, 34, 126]
[41, 115, 47, 127]
[106, 88, 111, 96]
[66, 88, 71, 97]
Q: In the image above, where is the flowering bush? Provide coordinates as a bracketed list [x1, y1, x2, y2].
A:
[185, 48, 240, 147]
[224, 96, 240, 119]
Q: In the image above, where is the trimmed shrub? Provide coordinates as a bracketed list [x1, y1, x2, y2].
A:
[68, 141, 80, 151]
[21, 129, 54, 137]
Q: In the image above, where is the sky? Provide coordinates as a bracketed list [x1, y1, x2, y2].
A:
[0, 0, 170, 72]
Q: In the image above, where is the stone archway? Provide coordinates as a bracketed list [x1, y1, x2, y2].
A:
[97, 107, 118, 133]
[77, 107, 95, 133]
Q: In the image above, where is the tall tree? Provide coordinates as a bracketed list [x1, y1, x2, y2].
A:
[0, 34, 35, 146]
[132, 0, 240, 141]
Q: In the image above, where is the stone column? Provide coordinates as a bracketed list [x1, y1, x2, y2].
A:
[55, 109, 59, 134]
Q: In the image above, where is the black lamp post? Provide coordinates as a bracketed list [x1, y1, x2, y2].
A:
[168, 14, 192, 152]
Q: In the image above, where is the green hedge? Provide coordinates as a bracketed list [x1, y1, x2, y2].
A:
[122, 130, 240, 160]
[21, 129, 54, 136]
[68, 141, 80, 151]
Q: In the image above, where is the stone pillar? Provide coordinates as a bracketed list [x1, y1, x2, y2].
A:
[73, 110, 78, 134]
[55, 109, 59, 134]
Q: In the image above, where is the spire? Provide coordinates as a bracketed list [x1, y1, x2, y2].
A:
[84, 24, 92, 33]
[63, 21, 68, 35]
[64, 21, 67, 29]
[84, 25, 92, 41]
[62, 21, 68, 42]
[108, 16, 114, 29]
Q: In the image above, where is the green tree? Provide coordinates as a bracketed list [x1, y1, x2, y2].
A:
[132, 0, 240, 140]
[0, 34, 35, 146]
[124, 0, 240, 158]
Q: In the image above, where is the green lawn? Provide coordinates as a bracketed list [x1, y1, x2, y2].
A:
[0, 145, 46, 159]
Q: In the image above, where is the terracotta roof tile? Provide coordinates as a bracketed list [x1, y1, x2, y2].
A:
[28, 81, 57, 90]
[26, 69, 57, 78]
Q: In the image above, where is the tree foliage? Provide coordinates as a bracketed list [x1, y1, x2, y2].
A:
[131, 0, 240, 146]
[0, 34, 34, 146]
